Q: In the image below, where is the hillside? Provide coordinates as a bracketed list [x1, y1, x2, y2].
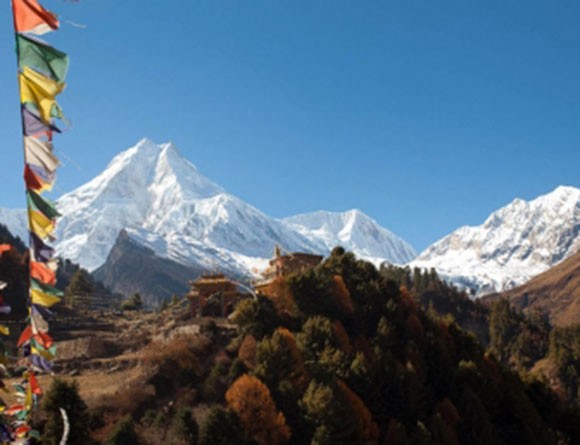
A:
[8, 248, 576, 444]
[483, 249, 580, 327]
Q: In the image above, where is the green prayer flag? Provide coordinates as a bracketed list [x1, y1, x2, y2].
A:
[17, 34, 69, 82]
[30, 278, 63, 297]
[27, 190, 61, 219]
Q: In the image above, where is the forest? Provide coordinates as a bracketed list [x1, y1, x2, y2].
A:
[3, 224, 580, 444]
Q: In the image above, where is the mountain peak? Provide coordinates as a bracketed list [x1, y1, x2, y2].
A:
[283, 209, 417, 264]
[413, 184, 580, 295]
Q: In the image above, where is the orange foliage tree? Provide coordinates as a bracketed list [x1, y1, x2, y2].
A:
[336, 380, 380, 444]
[226, 374, 291, 445]
[331, 275, 355, 315]
[238, 334, 257, 369]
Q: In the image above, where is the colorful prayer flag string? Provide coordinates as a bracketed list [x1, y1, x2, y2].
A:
[8, 0, 71, 441]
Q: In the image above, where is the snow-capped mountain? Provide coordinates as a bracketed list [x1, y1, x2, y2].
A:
[0, 208, 28, 243]
[52, 138, 415, 278]
[411, 186, 580, 295]
[284, 210, 416, 266]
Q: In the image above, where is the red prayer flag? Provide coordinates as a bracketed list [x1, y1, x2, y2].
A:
[33, 331, 53, 349]
[29, 372, 42, 395]
[24, 164, 44, 191]
[30, 261, 56, 285]
[13, 0, 59, 35]
[17, 325, 32, 347]
[0, 245, 11, 255]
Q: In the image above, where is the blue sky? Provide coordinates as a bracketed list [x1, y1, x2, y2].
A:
[1, 0, 579, 252]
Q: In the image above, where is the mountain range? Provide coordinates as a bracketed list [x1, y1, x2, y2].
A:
[1, 138, 578, 303]
[55, 139, 417, 302]
[411, 185, 580, 294]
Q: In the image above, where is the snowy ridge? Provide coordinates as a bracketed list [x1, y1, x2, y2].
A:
[411, 186, 580, 295]
[284, 210, 417, 266]
[45, 139, 416, 275]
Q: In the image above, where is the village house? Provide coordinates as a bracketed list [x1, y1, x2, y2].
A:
[254, 246, 323, 296]
[186, 274, 247, 317]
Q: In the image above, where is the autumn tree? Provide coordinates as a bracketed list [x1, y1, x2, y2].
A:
[226, 374, 290, 445]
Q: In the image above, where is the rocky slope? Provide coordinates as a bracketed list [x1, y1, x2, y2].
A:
[482, 250, 580, 326]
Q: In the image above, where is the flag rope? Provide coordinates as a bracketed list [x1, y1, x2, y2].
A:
[6, 0, 71, 442]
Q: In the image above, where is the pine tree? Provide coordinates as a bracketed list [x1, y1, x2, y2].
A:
[170, 406, 198, 444]
[199, 407, 247, 445]
[41, 379, 90, 445]
[106, 415, 139, 445]
[64, 269, 94, 306]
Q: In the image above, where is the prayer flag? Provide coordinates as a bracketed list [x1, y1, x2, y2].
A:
[31, 303, 53, 320]
[30, 288, 60, 307]
[30, 307, 48, 334]
[31, 343, 54, 361]
[5, 404, 24, 416]
[27, 190, 60, 219]
[30, 260, 56, 285]
[30, 231, 55, 262]
[17, 326, 32, 347]
[19, 66, 65, 123]
[0, 326, 9, 336]
[30, 354, 52, 372]
[24, 136, 60, 174]
[22, 104, 61, 137]
[30, 278, 63, 297]
[28, 208, 55, 240]
[28, 374, 42, 396]
[17, 34, 69, 82]
[24, 163, 53, 191]
[12, 0, 59, 35]
[28, 162, 55, 187]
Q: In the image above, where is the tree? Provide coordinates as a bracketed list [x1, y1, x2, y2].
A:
[301, 379, 378, 445]
[199, 407, 248, 445]
[231, 296, 280, 339]
[64, 269, 94, 306]
[41, 378, 90, 445]
[121, 293, 143, 311]
[254, 328, 306, 390]
[170, 406, 198, 444]
[297, 316, 347, 380]
[226, 374, 290, 445]
[106, 415, 139, 445]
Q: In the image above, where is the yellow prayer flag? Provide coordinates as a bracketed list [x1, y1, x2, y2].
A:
[30, 288, 60, 308]
[24, 388, 32, 412]
[0, 326, 9, 336]
[19, 67, 65, 124]
[31, 345, 55, 361]
[28, 209, 55, 240]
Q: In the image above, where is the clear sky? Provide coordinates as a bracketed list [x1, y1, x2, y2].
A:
[1, 0, 579, 252]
